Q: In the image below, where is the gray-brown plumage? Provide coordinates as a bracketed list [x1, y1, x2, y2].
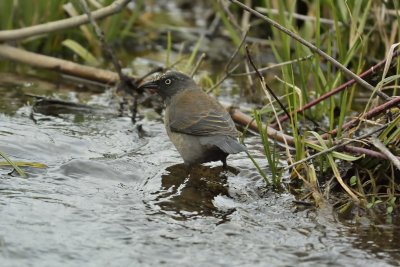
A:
[138, 71, 246, 168]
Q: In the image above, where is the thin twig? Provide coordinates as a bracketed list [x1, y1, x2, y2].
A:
[136, 57, 187, 85]
[244, 45, 296, 166]
[342, 146, 397, 160]
[272, 49, 400, 127]
[190, 53, 207, 77]
[225, 29, 248, 72]
[206, 29, 248, 93]
[80, 0, 125, 81]
[228, 107, 396, 161]
[228, 0, 390, 101]
[320, 97, 400, 139]
[245, 46, 292, 123]
[240, 0, 252, 31]
[220, 0, 242, 32]
[285, 124, 388, 170]
[206, 64, 240, 93]
[371, 137, 400, 171]
[256, 7, 342, 26]
[0, 0, 130, 42]
[80, 0, 139, 123]
[232, 54, 313, 77]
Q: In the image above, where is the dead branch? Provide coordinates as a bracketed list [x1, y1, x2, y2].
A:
[284, 124, 398, 170]
[230, 107, 397, 161]
[0, 0, 130, 42]
[321, 96, 400, 139]
[0, 44, 119, 84]
[229, 108, 295, 144]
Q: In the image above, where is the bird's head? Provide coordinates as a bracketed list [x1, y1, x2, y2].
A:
[138, 71, 197, 100]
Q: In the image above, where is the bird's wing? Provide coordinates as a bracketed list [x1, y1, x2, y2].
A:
[168, 90, 238, 137]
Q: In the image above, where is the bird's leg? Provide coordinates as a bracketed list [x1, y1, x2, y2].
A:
[222, 158, 228, 169]
[184, 162, 193, 173]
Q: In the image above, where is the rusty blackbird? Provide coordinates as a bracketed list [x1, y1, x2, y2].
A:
[138, 71, 246, 168]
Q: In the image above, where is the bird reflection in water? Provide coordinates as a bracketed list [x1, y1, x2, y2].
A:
[155, 164, 239, 221]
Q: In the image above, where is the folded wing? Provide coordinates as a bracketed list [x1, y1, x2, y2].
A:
[168, 90, 238, 137]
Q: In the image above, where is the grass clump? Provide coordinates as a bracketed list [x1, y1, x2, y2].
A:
[225, 0, 400, 215]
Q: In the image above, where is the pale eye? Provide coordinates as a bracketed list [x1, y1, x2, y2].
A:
[164, 79, 172, 85]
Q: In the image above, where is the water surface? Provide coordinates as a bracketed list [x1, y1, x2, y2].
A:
[0, 79, 399, 267]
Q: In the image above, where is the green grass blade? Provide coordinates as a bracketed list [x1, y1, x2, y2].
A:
[62, 39, 99, 66]
[0, 151, 27, 178]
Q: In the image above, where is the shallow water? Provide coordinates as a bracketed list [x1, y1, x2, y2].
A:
[0, 77, 399, 267]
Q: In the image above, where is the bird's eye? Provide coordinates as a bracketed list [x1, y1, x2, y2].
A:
[164, 79, 172, 85]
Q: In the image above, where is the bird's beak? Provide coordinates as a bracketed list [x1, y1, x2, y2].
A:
[137, 80, 159, 91]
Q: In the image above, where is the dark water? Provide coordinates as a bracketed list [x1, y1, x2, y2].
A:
[0, 76, 399, 267]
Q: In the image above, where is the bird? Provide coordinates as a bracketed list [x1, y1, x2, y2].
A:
[138, 71, 246, 168]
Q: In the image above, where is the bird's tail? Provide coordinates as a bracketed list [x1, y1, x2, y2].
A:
[200, 136, 246, 154]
